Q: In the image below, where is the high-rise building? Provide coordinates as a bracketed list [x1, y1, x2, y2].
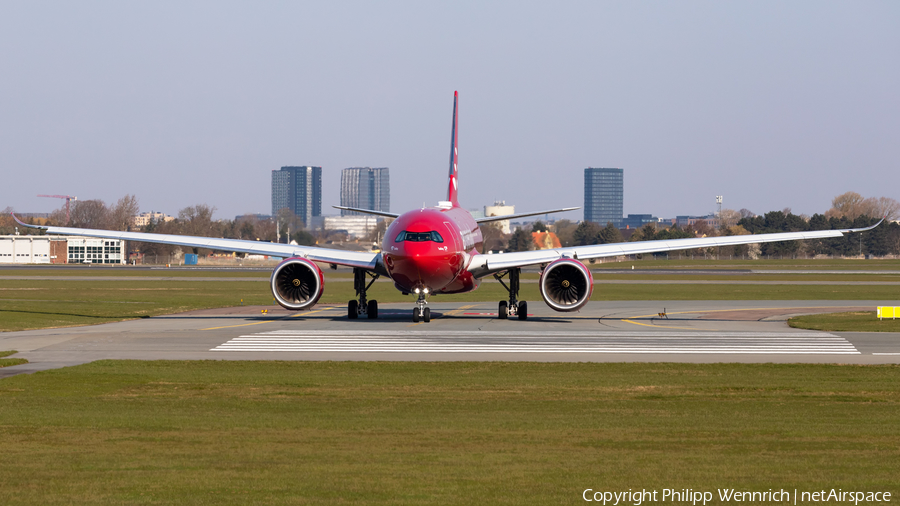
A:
[271, 166, 322, 226]
[340, 167, 390, 216]
[584, 167, 624, 226]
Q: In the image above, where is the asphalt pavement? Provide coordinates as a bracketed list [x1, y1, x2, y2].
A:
[2, 300, 899, 377]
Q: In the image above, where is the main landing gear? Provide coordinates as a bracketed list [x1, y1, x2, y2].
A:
[494, 268, 528, 321]
[348, 268, 379, 320]
[412, 289, 430, 323]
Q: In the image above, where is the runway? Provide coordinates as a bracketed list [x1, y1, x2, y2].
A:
[213, 329, 859, 354]
[2, 300, 899, 377]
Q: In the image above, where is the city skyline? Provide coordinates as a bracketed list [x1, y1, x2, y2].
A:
[2, 3, 897, 221]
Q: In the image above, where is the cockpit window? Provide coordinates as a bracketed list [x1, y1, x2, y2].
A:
[395, 231, 444, 243]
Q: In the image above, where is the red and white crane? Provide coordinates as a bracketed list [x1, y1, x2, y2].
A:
[37, 194, 77, 224]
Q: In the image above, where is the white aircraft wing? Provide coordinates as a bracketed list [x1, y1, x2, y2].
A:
[12, 215, 383, 272]
[467, 220, 883, 277]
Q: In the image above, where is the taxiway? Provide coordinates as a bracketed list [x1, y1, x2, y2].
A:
[2, 300, 899, 377]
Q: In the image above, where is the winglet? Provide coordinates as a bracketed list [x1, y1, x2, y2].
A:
[447, 91, 459, 207]
[10, 212, 46, 229]
[842, 217, 885, 233]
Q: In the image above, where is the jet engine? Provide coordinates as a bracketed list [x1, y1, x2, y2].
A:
[270, 257, 325, 310]
[539, 258, 593, 312]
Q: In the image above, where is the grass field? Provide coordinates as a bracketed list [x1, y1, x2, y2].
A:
[0, 350, 27, 368]
[0, 361, 897, 505]
[789, 311, 900, 332]
[3, 259, 900, 332]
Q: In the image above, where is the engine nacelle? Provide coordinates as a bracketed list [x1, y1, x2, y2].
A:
[270, 257, 325, 310]
[539, 258, 593, 312]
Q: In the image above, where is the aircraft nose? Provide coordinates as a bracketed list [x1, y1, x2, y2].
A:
[384, 243, 459, 292]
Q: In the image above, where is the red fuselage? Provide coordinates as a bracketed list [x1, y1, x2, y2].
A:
[381, 206, 483, 295]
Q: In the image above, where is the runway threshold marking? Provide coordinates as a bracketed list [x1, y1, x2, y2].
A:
[201, 306, 337, 331]
[211, 330, 859, 354]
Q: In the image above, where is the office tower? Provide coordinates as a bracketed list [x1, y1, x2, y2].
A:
[340, 167, 390, 216]
[271, 166, 322, 226]
[584, 167, 624, 226]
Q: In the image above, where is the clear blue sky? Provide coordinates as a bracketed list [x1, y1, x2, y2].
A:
[2, 1, 898, 222]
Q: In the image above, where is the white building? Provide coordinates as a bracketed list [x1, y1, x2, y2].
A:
[0, 235, 125, 264]
[484, 201, 515, 234]
[132, 211, 175, 228]
[0, 236, 52, 264]
[66, 237, 125, 264]
[322, 216, 381, 239]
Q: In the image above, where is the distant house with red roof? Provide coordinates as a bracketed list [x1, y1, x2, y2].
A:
[532, 231, 561, 250]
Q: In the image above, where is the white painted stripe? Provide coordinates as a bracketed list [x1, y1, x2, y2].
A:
[216, 344, 857, 350]
[257, 330, 839, 337]
[233, 336, 847, 343]
[213, 348, 858, 354]
[221, 340, 855, 348]
[233, 336, 849, 340]
[211, 330, 859, 354]
[270, 336, 840, 340]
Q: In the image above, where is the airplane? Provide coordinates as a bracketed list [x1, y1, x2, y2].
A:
[13, 92, 883, 323]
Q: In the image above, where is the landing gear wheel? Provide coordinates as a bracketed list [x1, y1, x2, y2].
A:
[412, 308, 420, 323]
[495, 269, 523, 321]
[423, 307, 431, 323]
[351, 268, 379, 321]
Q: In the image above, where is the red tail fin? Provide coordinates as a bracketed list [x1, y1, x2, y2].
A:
[447, 91, 459, 207]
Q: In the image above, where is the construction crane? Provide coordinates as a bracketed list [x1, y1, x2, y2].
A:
[37, 194, 78, 224]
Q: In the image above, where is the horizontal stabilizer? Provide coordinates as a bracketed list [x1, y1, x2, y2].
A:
[331, 206, 400, 219]
[476, 207, 580, 224]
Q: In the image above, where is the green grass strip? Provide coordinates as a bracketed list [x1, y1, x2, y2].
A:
[0, 350, 27, 367]
[0, 358, 28, 368]
[790, 311, 900, 332]
[0, 361, 897, 504]
[4, 269, 900, 332]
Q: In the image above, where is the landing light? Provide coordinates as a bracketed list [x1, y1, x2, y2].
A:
[414, 288, 420, 294]
[423, 288, 429, 294]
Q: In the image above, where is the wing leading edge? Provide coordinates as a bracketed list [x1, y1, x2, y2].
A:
[476, 207, 580, 224]
[467, 219, 885, 277]
[331, 206, 400, 219]
[11, 214, 383, 273]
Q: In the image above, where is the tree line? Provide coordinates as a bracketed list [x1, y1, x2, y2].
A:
[4, 191, 898, 259]
[1, 197, 320, 258]
[486, 192, 900, 258]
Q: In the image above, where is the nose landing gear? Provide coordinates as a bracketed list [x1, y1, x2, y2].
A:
[347, 268, 380, 320]
[494, 268, 528, 320]
[412, 290, 431, 323]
